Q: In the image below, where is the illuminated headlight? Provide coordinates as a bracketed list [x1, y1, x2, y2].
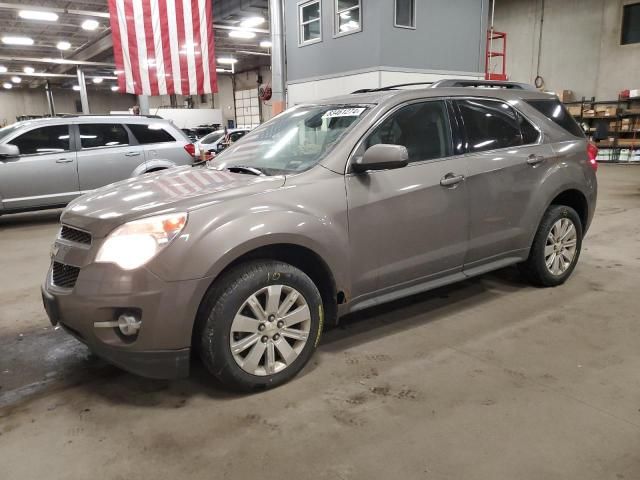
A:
[95, 213, 187, 270]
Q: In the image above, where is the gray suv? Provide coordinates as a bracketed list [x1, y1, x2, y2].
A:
[42, 81, 598, 391]
[0, 116, 194, 213]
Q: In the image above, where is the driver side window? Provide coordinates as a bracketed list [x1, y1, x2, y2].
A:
[11, 125, 70, 156]
[362, 101, 453, 163]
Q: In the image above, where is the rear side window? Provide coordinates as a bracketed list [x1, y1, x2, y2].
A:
[79, 124, 129, 149]
[127, 124, 176, 144]
[364, 100, 453, 163]
[525, 99, 585, 138]
[457, 99, 523, 152]
[11, 125, 70, 155]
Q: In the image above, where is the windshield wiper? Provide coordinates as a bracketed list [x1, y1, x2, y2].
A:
[224, 166, 265, 176]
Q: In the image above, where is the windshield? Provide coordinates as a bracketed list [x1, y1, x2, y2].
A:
[0, 122, 26, 143]
[201, 131, 224, 144]
[212, 104, 370, 175]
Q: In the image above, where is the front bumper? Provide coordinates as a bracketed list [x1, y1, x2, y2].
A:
[41, 261, 210, 380]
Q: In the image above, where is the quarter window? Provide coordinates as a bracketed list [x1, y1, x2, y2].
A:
[299, 0, 322, 45]
[335, 0, 361, 35]
[519, 114, 541, 145]
[79, 124, 129, 149]
[622, 3, 640, 45]
[127, 124, 176, 144]
[11, 125, 70, 155]
[363, 101, 452, 163]
[525, 99, 585, 138]
[457, 99, 523, 152]
[395, 0, 416, 28]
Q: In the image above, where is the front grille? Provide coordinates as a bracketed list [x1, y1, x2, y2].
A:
[60, 226, 92, 245]
[52, 262, 80, 289]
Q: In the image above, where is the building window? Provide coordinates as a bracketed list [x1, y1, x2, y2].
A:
[621, 3, 640, 45]
[395, 0, 416, 29]
[299, 0, 322, 46]
[335, 0, 362, 36]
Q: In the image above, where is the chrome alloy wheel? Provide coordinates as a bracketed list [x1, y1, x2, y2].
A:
[545, 218, 578, 276]
[229, 285, 311, 376]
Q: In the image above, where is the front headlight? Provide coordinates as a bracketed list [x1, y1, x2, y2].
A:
[95, 212, 187, 270]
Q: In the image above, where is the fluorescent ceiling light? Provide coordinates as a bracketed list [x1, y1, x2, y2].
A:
[2, 36, 34, 46]
[0, 65, 7, 73]
[240, 16, 265, 28]
[23, 66, 35, 74]
[111, 85, 119, 91]
[92, 77, 103, 84]
[11, 76, 21, 83]
[260, 40, 272, 48]
[72, 85, 80, 91]
[56, 41, 71, 51]
[217, 57, 238, 64]
[114, 70, 124, 75]
[3, 82, 12, 89]
[229, 29, 256, 39]
[216, 68, 232, 73]
[81, 19, 99, 31]
[19, 10, 58, 21]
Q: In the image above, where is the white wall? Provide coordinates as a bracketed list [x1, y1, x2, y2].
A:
[494, 0, 640, 100]
[0, 88, 136, 125]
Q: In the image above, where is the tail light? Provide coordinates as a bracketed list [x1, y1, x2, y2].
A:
[184, 143, 196, 158]
[587, 142, 598, 172]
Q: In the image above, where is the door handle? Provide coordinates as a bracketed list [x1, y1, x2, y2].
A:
[440, 173, 465, 187]
[527, 154, 546, 166]
[125, 151, 141, 157]
[55, 158, 73, 163]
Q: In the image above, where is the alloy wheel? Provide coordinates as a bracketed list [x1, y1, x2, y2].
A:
[545, 218, 578, 276]
[229, 285, 311, 376]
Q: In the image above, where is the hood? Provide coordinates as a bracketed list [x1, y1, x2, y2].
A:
[62, 166, 285, 237]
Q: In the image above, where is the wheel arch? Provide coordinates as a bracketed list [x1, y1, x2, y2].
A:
[191, 242, 341, 348]
[549, 189, 588, 229]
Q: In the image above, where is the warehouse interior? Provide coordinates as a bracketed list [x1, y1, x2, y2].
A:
[1, 1, 640, 479]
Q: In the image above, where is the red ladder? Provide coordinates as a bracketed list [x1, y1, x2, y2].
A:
[485, 30, 507, 81]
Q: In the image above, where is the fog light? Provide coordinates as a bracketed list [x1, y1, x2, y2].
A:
[118, 314, 141, 336]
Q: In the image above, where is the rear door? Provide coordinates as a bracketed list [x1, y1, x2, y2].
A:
[454, 98, 555, 271]
[126, 123, 189, 165]
[0, 124, 79, 211]
[76, 122, 145, 191]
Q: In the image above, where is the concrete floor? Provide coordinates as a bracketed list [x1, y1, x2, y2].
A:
[1, 164, 639, 480]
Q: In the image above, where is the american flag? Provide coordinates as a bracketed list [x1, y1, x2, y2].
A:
[108, 0, 218, 96]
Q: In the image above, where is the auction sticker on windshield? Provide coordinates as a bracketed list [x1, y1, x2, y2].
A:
[322, 108, 366, 118]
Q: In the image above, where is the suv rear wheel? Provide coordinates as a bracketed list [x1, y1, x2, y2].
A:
[197, 260, 323, 391]
[520, 205, 583, 287]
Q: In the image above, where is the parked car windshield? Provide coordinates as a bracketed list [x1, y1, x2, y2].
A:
[212, 104, 370, 175]
[200, 131, 224, 144]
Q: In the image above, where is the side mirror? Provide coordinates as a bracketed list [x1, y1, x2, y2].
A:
[0, 144, 20, 158]
[216, 143, 226, 153]
[352, 144, 408, 173]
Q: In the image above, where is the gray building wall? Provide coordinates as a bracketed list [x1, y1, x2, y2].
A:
[494, 0, 640, 100]
[285, 0, 488, 82]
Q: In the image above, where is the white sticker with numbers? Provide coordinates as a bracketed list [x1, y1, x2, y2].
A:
[322, 108, 366, 119]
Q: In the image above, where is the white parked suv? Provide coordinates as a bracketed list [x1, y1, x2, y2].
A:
[0, 115, 195, 214]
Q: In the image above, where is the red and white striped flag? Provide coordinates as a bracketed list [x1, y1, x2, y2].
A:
[108, 0, 218, 96]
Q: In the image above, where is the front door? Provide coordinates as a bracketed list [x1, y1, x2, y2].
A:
[75, 123, 145, 191]
[0, 124, 79, 211]
[346, 100, 469, 302]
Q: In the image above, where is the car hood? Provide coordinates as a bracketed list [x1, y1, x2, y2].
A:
[61, 166, 285, 237]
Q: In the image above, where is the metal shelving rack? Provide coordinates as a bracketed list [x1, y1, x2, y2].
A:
[564, 96, 640, 162]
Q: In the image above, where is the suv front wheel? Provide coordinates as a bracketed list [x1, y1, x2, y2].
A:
[520, 205, 583, 287]
[197, 260, 324, 391]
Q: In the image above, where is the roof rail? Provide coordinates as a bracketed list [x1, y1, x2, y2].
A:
[430, 79, 536, 90]
[351, 82, 434, 94]
[56, 114, 163, 119]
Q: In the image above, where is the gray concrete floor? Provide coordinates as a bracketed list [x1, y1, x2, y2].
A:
[1, 164, 639, 480]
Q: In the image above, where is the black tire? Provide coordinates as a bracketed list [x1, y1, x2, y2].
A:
[196, 260, 324, 391]
[519, 205, 583, 287]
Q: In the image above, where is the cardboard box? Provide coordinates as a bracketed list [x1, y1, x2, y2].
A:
[583, 109, 596, 117]
[567, 105, 582, 116]
[558, 90, 574, 102]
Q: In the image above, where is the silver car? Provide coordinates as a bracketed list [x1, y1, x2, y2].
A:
[196, 128, 250, 154]
[0, 115, 195, 213]
[42, 80, 597, 391]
